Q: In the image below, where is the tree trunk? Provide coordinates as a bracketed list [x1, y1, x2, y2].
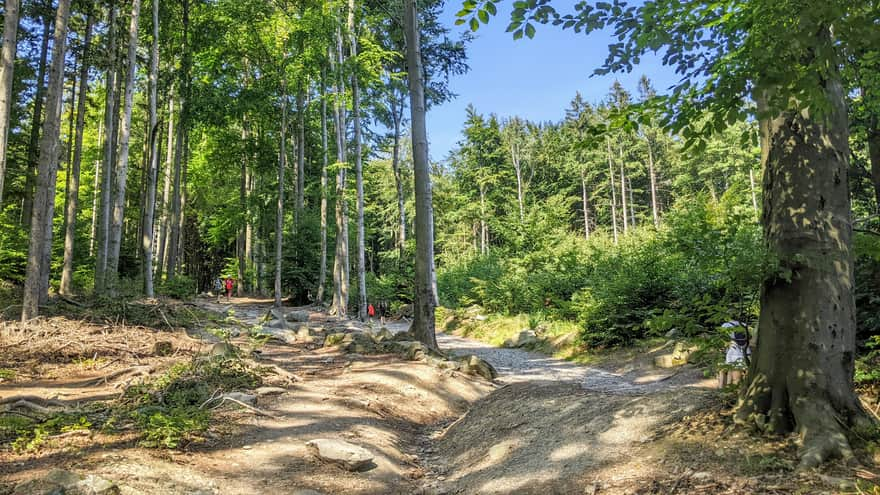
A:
[95, 3, 119, 294]
[479, 185, 487, 255]
[349, 0, 367, 321]
[628, 177, 636, 228]
[606, 138, 619, 244]
[166, 0, 188, 279]
[329, 25, 350, 317]
[60, 12, 93, 296]
[749, 167, 759, 215]
[646, 136, 659, 227]
[141, 0, 158, 297]
[390, 95, 406, 262]
[238, 119, 248, 296]
[866, 103, 880, 212]
[619, 145, 628, 234]
[404, 0, 437, 349]
[22, 13, 51, 227]
[89, 117, 103, 256]
[156, 94, 174, 279]
[275, 82, 287, 308]
[581, 169, 590, 239]
[0, 0, 20, 207]
[21, 0, 71, 321]
[296, 88, 305, 228]
[106, 0, 142, 295]
[316, 67, 329, 303]
[735, 64, 872, 468]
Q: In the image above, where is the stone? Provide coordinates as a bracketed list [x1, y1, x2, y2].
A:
[503, 330, 538, 348]
[391, 341, 429, 361]
[265, 319, 288, 330]
[291, 490, 326, 495]
[296, 326, 315, 344]
[653, 354, 686, 369]
[264, 307, 286, 322]
[285, 310, 310, 323]
[391, 329, 415, 342]
[306, 439, 374, 471]
[75, 475, 119, 495]
[691, 472, 711, 481]
[153, 341, 173, 356]
[222, 392, 257, 406]
[665, 328, 681, 338]
[254, 386, 287, 396]
[371, 328, 393, 343]
[324, 333, 347, 347]
[458, 355, 497, 381]
[474, 315, 488, 321]
[343, 332, 375, 354]
[209, 342, 237, 357]
[13, 470, 120, 495]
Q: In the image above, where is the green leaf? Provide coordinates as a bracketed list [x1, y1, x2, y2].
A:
[485, 2, 497, 15]
[525, 23, 536, 38]
[513, 29, 524, 40]
[454, 18, 466, 26]
[469, 17, 479, 32]
[478, 9, 489, 23]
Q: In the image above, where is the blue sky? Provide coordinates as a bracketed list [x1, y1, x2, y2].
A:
[426, 1, 680, 161]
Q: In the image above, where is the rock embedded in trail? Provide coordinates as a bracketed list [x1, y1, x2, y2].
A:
[457, 355, 498, 381]
[285, 310, 310, 323]
[306, 439, 375, 471]
[12, 469, 120, 495]
[502, 329, 538, 349]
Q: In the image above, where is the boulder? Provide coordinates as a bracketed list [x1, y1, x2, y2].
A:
[13, 470, 120, 495]
[503, 330, 538, 348]
[264, 307, 286, 322]
[306, 439, 374, 471]
[285, 310, 310, 323]
[254, 386, 287, 396]
[390, 340, 430, 361]
[396, 304, 414, 318]
[296, 326, 316, 344]
[344, 333, 375, 354]
[371, 328, 393, 343]
[209, 342, 238, 357]
[324, 333, 348, 347]
[265, 319, 289, 330]
[391, 329, 415, 342]
[654, 342, 698, 368]
[458, 355, 497, 381]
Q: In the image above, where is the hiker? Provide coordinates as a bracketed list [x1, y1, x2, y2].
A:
[718, 321, 751, 387]
[214, 278, 223, 302]
[225, 277, 234, 302]
[368, 302, 375, 323]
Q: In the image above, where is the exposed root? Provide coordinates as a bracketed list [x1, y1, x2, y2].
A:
[200, 392, 277, 419]
[0, 395, 68, 408]
[81, 365, 155, 387]
[4, 400, 66, 415]
[259, 363, 301, 385]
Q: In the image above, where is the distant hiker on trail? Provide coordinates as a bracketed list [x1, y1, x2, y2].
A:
[225, 277, 234, 302]
[718, 320, 751, 387]
[214, 278, 223, 302]
[368, 303, 375, 323]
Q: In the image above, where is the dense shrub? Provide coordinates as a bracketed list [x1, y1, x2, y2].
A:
[158, 275, 197, 300]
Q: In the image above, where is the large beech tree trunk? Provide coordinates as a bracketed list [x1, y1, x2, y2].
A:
[348, 0, 367, 321]
[21, 0, 71, 321]
[329, 26, 349, 317]
[0, 0, 20, 206]
[60, 12, 94, 296]
[404, 0, 437, 349]
[316, 68, 329, 303]
[646, 136, 659, 227]
[95, 3, 119, 294]
[735, 65, 872, 468]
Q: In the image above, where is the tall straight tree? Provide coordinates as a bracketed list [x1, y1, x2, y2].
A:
[166, 0, 189, 279]
[141, 0, 159, 297]
[316, 67, 329, 302]
[348, 0, 367, 321]
[106, 0, 142, 294]
[0, 0, 20, 206]
[330, 24, 350, 317]
[21, 0, 71, 321]
[21, 12, 51, 226]
[60, 11, 94, 296]
[275, 81, 288, 308]
[404, 0, 437, 348]
[155, 94, 174, 278]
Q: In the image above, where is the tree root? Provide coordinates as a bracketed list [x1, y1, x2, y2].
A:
[80, 365, 154, 387]
[3, 399, 67, 415]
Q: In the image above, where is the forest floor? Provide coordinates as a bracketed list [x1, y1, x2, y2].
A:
[0, 296, 874, 494]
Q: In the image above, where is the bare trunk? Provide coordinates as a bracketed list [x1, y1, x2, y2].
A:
[89, 118, 103, 256]
[22, 14, 51, 227]
[329, 25, 350, 317]
[106, 0, 142, 295]
[275, 83, 287, 307]
[95, 3, 119, 294]
[22, 0, 71, 321]
[749, 167, 759, 215]
[166, 0, 188, 279]
[735, 61, 871, 468]
[581, 169, 590, 239]
[238, 120, 248, 296]
[0, 0, 21, 206]
[316, 68, 329, 303]
[141, 0, 159, 297]
[404, 0, 437, 348]
[349, 0, 367, 321]
[865, 97, 879, 212]
[60, 13, 94, 296]
[647, 137, 659, 227]
[390, 96, 406, 262]
[479, 185, 487, 255]
[156, 95, 174, 279]
[296, 88, 305, 227]
[606, 139, 619, 244]
[628, 177, 636, 228]
[619, 145, 628, 234]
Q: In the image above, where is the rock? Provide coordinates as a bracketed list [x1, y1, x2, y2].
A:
[371, 328, 393, 343]
[264, 307, 286, 322]
[291, 490, 326, 495]
[396, 304, 414, 318]
[222, 392, 256, 406]
[343, 332, 376, 354]
[153, 341, 173, 356]
[285, 310, 310, 323]
[474, 315, 488, 321]
[653, 354, 686, 368]
[391, 341, 429, 361]
[458, 355, 497, 380]
[13, 470, 120, 495]
[503, 330, 538, 348]
[209, 342, 237, 357]
[392, 329, 415, 342]
[324, 333, 348, 347]
[254, 386, 287, 396]
[665, 328, 681, 338]
[306, 439, 374, 471]
[296, 326, 316, 344]
[265, 319, 288, 330]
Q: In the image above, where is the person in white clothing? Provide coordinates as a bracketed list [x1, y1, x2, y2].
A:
[719, 321, 751, 387]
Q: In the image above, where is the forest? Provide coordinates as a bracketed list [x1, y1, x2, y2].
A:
[1, 0, 880, 492]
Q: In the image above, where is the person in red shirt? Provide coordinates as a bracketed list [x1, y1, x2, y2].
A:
[367, 303, 375, 323]
[225, 278, 234, 302]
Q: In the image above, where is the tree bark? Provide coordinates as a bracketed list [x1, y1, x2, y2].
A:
[106, 0, 142, 295]
[166, 0, 188, 279]
[0, 0, 20, 207]
[329, 25, 350, 317]
[735, 63, 872, 468]
[348, 0, 367, 321]
[275, 81, 288, 308]
[21, 0, 71, 321]
[95, 3, 119, 294]
[390, 94, 406, 262]
[866, 103, 880, 212]
[749, 167, 759, 215]
[581, 169, 590, 239]
[60, 12, 94, 296]
[317, 66, 329, 303]
[89, 117, 103, 256]
[404, 0, 437, 349]
[22, 12, 51, 227]
[156, 94, 174, 279]
[646, 136, 659, 227]
[141, 0, 159, 297]
[296, 87, 305, 228]
[606, 138, 618, 245]
[238, 119, 248, 296]
[619, 144, 628, 234]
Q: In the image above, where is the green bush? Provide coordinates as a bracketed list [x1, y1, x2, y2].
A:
[158, 275, 197, 300]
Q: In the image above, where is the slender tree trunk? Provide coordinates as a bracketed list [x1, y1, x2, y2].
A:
[735, 60, 872, 468]
[606, 139, 618, 244]
[348, 0, 367, 321]
[275, 82, 288, 308]
[619, 145, 628, 234]
[316, 67, 329, 303]
[581, 169, 590, 239]
[61, 56, 77, 239]
[749, 167, 759, 215]
[237, 120, 248, 296]
[404, 0, 437, 348]
[0, 0, 20, 207]
[21, 0, 71, 321]
[95, 3, 119, 294]
[156, 95, 174, 279]
[106, 0, 142, 295]
[22, 13, 51, 226]
[330, 25, 350, 317]
[628, 177, 636, 227]
[296, 88, 305, 228]
[167, 0, 188, 279]
[60, 13, 93, 296]
[89, 118, 103, 256]
[647, 137, 659, 227]
[479, 185, 487, 255]
[141, 0, 158, 297]
[390, 96, 406, 262]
